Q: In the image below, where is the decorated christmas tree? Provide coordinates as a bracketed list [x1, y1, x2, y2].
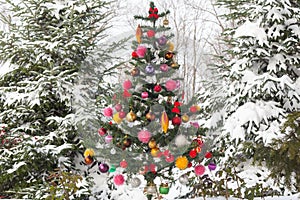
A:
[83, 2, 216, 199]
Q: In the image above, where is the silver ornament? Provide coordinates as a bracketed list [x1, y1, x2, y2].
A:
[179, 174, 189, 185]
[130, 177, 141, 188]
[146, 184, 157, 194]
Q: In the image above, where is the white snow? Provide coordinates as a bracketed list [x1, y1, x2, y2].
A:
[7, 161, 26, 174]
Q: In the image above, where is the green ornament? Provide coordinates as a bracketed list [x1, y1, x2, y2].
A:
[159, 183, 170, 194]
[109, 165, 116, 172]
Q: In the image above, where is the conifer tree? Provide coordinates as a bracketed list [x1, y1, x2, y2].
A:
[201, 0, 300, 196]
[0, 0, 112, 198]
[83, 2, 215, 199]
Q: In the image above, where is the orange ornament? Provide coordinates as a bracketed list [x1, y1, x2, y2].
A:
[161, 111, 169, 133]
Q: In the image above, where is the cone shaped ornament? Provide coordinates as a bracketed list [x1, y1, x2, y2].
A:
[161, 111, 169, 133]
[136, 24, 142, 44]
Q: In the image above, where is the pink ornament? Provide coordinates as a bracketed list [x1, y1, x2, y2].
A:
[160, 64, 169, 72]
[194, 165, 205, 176]
[98, 127, 107, 136]
[163, 150, 170, 157]
[149, 164, 156, 173]
[138, 130, 151, 143]
[147, 30, 156, 38]
[105, 135, 113, 143]
[123, 80, 132, 90]
[123, 90, 131, 98]
[190, 122, 200, 128]
[103, 107, 113, 117]
[113, 174, 125, 186]
[141, 92, 149, 99]
[115, 103, 122, 112]
[119, 111, 126, 118]
[136, 46, 147, 58]
[165, 80, 177, 91]
[120, 160, 128, 168]
[165, 154, 174, 163]
[190, 106, 197, 113]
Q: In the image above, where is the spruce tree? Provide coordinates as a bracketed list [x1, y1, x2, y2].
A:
[0, 0, 112, 198]
[201, 0, 300, 196]
[82, 2, 215, 199]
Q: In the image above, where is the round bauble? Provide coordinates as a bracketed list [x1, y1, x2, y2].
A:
[160, 64, 169, 72]
[163, 18, 169, 26]
[189, 149, 198, 158]
[172, 115, 182, 126]
[159, 183, 170, 194]
[157, 35, 167, 46]
[84, 156, 93, 165]
[131, 67, 140, 76]
[141, 91, 149, 99]
[205, 152, 213, 159]
[195, 146, 202, 153]
[151, 147, 160, 157]
[114, 103, 122, 112]
[146, 183, 157, 194]
[194, 165, 205, 176]
[208, 162, 217, 171]
[99, 163, 109, 173]
[84, 148, 95, 157]
[147, 30, 155, 38]
[123, 138, 132, 148]
[181, 114, 189, 123]
[165, 51, 174, 60]
[145, 64, 155, 75]
[123, 79, 132, 90]
[154, 84, 162, 92]
[148, 139, 157, 149]
[130, 177, 141, 188]
[98, 128, 107, 136]
[119, 111, 126, 119]
[120, 160, 128, 168]
[113, 112, 122, 124]
[105, 135, 113, 143]
[179, 174, 189, 185]
[138, 130, 151, 143]
[175, 156, 188, 170]
[113, 174, 125, 186]
[146, 112, 155, 121]
[126, 110, 137, 122]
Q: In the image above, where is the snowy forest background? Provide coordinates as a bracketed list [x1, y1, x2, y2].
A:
[0, 0, 299, 199]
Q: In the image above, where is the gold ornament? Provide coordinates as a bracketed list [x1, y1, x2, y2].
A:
[146, 111, 155, 121]
[84, 156, 94, 165]
[126, 110, 137, 122]
[84, 148, 95, 158]
[181, 114, 189, 123]
[113, 112, 123, 124]
[151, 147, 160, 157]
[136, 24, 142, 44]
[161, 111, 169, 133]
[196, 105, 201, 111]
[175, 156, 189, 170]
[131, 67, 140, 76]
[171, 61, 179, 68]
[165, 51, 174, 60]
[163, 17, 169, 26]
[148, 139, 157, 149]
[168, 42, 175, 51]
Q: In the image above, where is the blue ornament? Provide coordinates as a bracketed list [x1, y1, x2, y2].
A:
[145, 64, 155, 75]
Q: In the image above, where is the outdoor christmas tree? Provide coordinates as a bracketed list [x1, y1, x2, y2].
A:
[0, 0, 112, 198]
[83, 2, 216, 199]
[200, 0, 300, 197]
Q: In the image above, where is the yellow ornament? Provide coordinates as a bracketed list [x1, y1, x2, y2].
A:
[181, 114, 189, 123]
[175, 156, 189, 170]
[113, 112, 123, 124]
[84, 148, 95, 158]
[136, 24, 142, 44]
[161, 111, 169, 133]
[168, 42, 174, 51]
[171, 62, 179, 68]
[196, 105, 201, 111]
[148, 139, 157, 149]
[126, 110, 137, 122]
[151, 147, 160, 157]
[163, 18, 169, 26]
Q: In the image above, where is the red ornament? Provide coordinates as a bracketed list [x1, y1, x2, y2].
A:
[147, 30, 155, 38]
[98, 128, 107, 136]
[123, 90, 131, 98]
[154, 84, 162, 92]
[120, 160, 128, 168]
[174, 101, 181, 107]
[119, 111, 126, 118]
[172, 115, 181, 126]
[171, 107, 180, 114]
[189, 149, 197, 158]
[205, 152, 213, 159]
[188, 162, 192, 168]
[190, 106, 198, 113]
[132, 51, 138, 58]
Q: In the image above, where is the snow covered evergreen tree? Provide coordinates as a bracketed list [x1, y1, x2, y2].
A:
[201, 0, 300, 197]
[0, 0, 112, 198]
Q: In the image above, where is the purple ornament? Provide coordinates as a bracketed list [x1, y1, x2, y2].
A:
[105, 135, 113, 143]
[145, 64, 155, 75]
[160, 64, 169, 72]
[157, 35, 167, 46]
[99, 163, 109, 173]
[208, 162, 216, 171]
